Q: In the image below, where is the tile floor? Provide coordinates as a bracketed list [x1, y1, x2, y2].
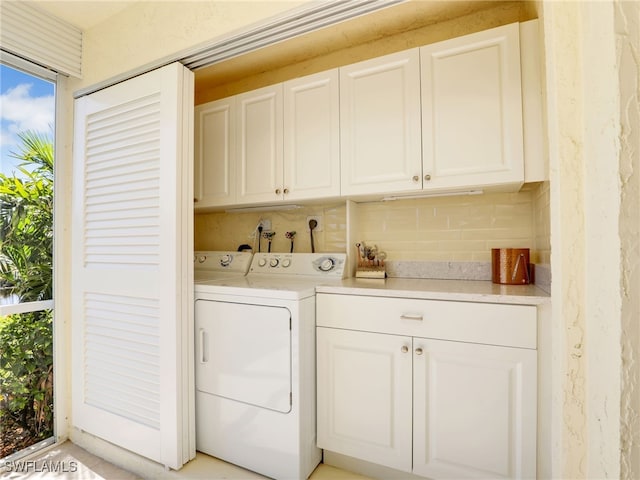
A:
[1, 442, 373, 480]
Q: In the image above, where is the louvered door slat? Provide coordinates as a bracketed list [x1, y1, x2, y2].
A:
[72, 63, 194, 469]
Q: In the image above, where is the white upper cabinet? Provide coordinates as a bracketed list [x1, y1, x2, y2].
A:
[194, 98, 236, 207]
[420, 23, 524, 192]
[198, 71, 340, 208]
[236, 84, 284, 204]
[284, 69, 341, 201]
[340, 49, 423, 196]
[195, 21, 539, 208]
[520, 19, 547, 183]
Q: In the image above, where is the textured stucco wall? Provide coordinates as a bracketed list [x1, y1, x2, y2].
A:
[543, 0, 634, 477]
[581, 3, 622, 478]
[542, 2, 588, 474]
[618, 0, 640, 478]
[71, 1, 307, 90]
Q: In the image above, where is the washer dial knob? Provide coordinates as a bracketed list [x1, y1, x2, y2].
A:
[270, 258, 279, 268]
[282, 258, 291, 268]
[258, 258, 267, 267]
[219, 254, 232, 267]
[319, 258, 335, 272]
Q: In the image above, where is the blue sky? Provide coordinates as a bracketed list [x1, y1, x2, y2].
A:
[0, 64, 55, 175]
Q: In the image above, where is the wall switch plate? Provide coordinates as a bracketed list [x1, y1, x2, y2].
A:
[306, 215, 323, 232]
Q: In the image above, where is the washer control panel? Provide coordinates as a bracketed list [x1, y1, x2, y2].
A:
[194, 251, 254, 274]
[250, 253, 347, 277]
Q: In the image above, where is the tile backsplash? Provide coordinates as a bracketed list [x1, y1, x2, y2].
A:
[533, 181, 551, 264]
[355, 183, 549, 263]
[194, 203, 347, 254]
[195, 182, 550, 264]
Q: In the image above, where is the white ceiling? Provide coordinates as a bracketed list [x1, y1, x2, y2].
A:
[33, 1, 137, 30]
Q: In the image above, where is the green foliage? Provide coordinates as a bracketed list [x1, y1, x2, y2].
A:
[0, 311, 53, 439]
[0, 131, 53, 302]
[0, 131, 54, 455]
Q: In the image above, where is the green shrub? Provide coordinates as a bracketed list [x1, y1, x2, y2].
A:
[0, 131, 54, 456]
[0, 131, 53, 303]
[0, 310, 53, 439]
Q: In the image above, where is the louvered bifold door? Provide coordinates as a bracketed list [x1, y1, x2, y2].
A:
[72, 63, 194, 470]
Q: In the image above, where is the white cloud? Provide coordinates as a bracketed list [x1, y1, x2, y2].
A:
[0, 83, 55, 150]
[0, 83, 54, 174]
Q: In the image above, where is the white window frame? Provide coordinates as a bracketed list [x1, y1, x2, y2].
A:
[0, 51, 60, 458]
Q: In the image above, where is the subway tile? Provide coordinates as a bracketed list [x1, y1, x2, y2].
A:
[434, 239, 488, 252]
[415, 229, 461, 241]
[194, 186, 551, 263]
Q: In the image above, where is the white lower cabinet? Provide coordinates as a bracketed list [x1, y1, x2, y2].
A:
[317, 294, 537, 479]
[317, 328, 413, 472]
[412, 338, 537, 479]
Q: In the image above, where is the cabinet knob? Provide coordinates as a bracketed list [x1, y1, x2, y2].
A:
[401, 345, 409, 353]
[424, 174, 431, 181]
[275, 188, 282, 195]
[415, 347, 423, 356]
[412, 175, 420, 183]
[283, 188, 289, 194]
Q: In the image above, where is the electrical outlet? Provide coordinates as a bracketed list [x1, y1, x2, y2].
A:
[306, 215, 323, 232]
[249, 219, 272, 239]
[259, 219, 272, 231]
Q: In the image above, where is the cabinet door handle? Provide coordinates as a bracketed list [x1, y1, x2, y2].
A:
[424, 174, 431, 181]
[400, 313, 423, 321]
[412, 175, 420, 183]
[275, 188, 282, 195]
[415, 347, 423, 356]
[401, 345, 409, 353]
[283, 188, 289, 194]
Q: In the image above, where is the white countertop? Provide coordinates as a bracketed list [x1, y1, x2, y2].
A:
[316, 277, 550, 305]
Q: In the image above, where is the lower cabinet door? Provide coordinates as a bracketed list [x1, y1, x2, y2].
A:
[316, 327, 413, 472]
[412, 338, 537, 479]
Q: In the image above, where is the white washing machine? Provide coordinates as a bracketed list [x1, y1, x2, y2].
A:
[194, 252, 347, 480]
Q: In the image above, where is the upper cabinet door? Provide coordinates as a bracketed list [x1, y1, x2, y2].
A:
[421, 23, 524, 192]
[194, 98, 236, 208]
[236, 84, 284, 204]
[284, 69, 340, 201]
[72, 62, 194, 470]
[340, 49, 423, 196]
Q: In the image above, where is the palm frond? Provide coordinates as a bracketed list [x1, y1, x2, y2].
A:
[0, 131, 53, 301]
